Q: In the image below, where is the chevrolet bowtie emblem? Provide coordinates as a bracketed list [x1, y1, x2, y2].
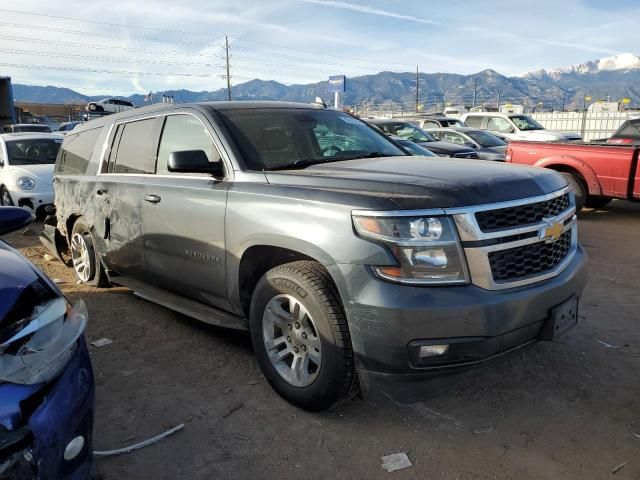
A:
[540, 218, 564, 242]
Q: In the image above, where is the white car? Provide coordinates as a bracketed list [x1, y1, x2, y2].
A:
[86, 98, 136, 114]
[0, 133, 63, 217]
[461, 112, 582, 142]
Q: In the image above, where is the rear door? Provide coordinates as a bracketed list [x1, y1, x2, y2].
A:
[141, 112, 231, 310]
[96, 117, 160, 280]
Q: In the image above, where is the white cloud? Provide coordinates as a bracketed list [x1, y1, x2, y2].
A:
[296, 0, 439, 25]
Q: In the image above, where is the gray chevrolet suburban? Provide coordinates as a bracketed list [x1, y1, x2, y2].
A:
[42, 101, 588, 411]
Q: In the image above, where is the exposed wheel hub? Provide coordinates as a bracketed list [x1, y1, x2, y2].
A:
[262, 294, 322, 387]
[71, 233, 92, 282]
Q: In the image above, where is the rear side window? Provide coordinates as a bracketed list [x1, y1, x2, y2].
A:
[112, 119, 156, 174]
[615, 122, 640, 139]
[56, 127, 103, 175]
[464, 116, 484, 128]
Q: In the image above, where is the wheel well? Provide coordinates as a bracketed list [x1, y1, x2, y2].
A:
[238, 246, 316, 318]
[546, 164, 585, 182]
[65, 214, 82, 241]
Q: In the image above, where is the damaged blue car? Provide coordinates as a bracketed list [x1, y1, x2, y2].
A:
[0, 207, 94, 480]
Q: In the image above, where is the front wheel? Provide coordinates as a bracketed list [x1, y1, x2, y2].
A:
[0, 186, 14, 206]
[249, 261, 358, 411]
[585, 196, 612, 209]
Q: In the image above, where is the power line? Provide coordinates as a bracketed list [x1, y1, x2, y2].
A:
[0, 62, 217, 77]
[0, 48, 223, 68]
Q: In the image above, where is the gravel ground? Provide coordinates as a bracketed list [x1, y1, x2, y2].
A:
[4, 200, 639, 479]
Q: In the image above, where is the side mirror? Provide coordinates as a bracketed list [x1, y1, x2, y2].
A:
[0, 207, 35, 235]
[167, 150, 224, 177]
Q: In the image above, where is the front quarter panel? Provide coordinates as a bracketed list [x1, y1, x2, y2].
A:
[225, 182, 397, 313]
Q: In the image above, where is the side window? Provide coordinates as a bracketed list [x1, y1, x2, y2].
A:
[423, 121, 439, 129]
[487, 117, 513, 133]
[112, 119, 157, 174]
[442, 132, 465, 145]
[156, 115, 222, 175]
[464, 116, 484, 128]
[56, 127, 103, 175]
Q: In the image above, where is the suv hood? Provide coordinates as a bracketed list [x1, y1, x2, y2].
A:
[5, 164, 54, 186]
[265, 156, 566, 209]
[416, 140, 476, 155]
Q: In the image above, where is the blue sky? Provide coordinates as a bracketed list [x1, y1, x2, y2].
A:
[1, 0, 637, 95]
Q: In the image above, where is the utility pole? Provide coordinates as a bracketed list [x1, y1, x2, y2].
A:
[472, 78, 478, 108]
[497, 91, 501, 111]
[224, 35, 231, 101]
[415, 66, 419, 113]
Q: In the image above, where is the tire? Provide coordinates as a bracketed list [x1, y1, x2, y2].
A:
[249, 261, 359, 411]
[585, 196, 612, 209]
[88, 103, 97, 111]
[70, 218, 110, 287]
[560, 172, 587, 212]
[0, 186, 14, 206]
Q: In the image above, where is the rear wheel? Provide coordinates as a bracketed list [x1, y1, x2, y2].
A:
[0, 186, 14, 206]
[560, 173, 587, 212]
[585, 196, 612, 209]
[70, 218, 110, 287]
[249, 261, 358, 411]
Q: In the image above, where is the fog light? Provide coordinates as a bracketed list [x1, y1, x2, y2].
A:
[419, 344, 450, 358]
[64, 436, 85, 461]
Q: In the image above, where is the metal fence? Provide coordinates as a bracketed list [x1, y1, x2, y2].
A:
[367, 110, 639, 142]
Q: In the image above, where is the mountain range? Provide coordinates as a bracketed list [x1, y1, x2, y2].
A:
[11, 53, 640, 111]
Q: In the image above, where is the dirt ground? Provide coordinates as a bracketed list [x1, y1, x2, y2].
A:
[4, 200, 639, 479]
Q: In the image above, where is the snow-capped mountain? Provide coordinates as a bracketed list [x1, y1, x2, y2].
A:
[520, 53, 640, 79]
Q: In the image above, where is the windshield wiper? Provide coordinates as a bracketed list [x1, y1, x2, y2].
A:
[267, 152, 394, 171]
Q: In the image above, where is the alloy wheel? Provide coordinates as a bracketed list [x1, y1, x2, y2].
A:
[71, 233, 92, 282]
[262, 294, 322, 387]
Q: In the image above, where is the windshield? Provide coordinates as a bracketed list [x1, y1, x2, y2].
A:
[465, 130, 506, 147]
[378, 123, 436, 143]
[509, 115, 544, 131]
[216, 108, 405, 170]
[14, 125, 51, 133]
[6, 138, 62, 165]
[397, 139, 437, 157]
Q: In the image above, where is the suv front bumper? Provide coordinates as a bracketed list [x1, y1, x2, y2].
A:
[328, 244, 587, 388]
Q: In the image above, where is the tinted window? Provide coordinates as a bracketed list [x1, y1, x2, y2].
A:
[15, 125, 51, 133]
[7, 138, 62, 166]
[112, 119, 156, 174]
[444, 119, 464, 127]
[57, 127, 103, 174]
[217, 109, 404, 170]
[464, 116, 485, 128]
[156, 115, 222, 175]
[487, 117, 514, 134]
[614, 121, 640, 139]
[466, 130, 506, 147]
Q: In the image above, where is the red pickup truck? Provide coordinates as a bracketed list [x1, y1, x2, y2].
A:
[506, 141, 640, 210]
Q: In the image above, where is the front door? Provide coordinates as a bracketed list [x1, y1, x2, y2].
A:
[141, 112, 230, 311]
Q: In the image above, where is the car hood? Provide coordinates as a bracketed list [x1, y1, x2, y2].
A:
[416, 140, 476, 155]
[265, 156, 566, 209]
[5, 164, 54, 186]
[516, 130, 582, 141]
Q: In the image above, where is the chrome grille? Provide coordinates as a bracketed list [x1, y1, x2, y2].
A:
[451, 187, 577, 290]
[475, 193, 570, 232]
[489, 231, 572, 282]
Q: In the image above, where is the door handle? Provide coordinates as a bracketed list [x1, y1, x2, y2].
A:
[144, 194, 161, 204]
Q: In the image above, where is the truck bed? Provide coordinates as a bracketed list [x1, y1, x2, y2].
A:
[506, 140, 640, 202]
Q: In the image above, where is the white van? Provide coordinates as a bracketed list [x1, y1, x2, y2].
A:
[461, 112, 582, 141]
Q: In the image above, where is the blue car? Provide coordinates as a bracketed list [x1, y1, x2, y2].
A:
[0, 207, 94, 479]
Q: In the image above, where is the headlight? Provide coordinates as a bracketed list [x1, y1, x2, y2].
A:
[352, 214, 468, 285]
[17, 176, 36, 190]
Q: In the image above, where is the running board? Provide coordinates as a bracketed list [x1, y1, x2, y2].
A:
[113, 276, 248, 331]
